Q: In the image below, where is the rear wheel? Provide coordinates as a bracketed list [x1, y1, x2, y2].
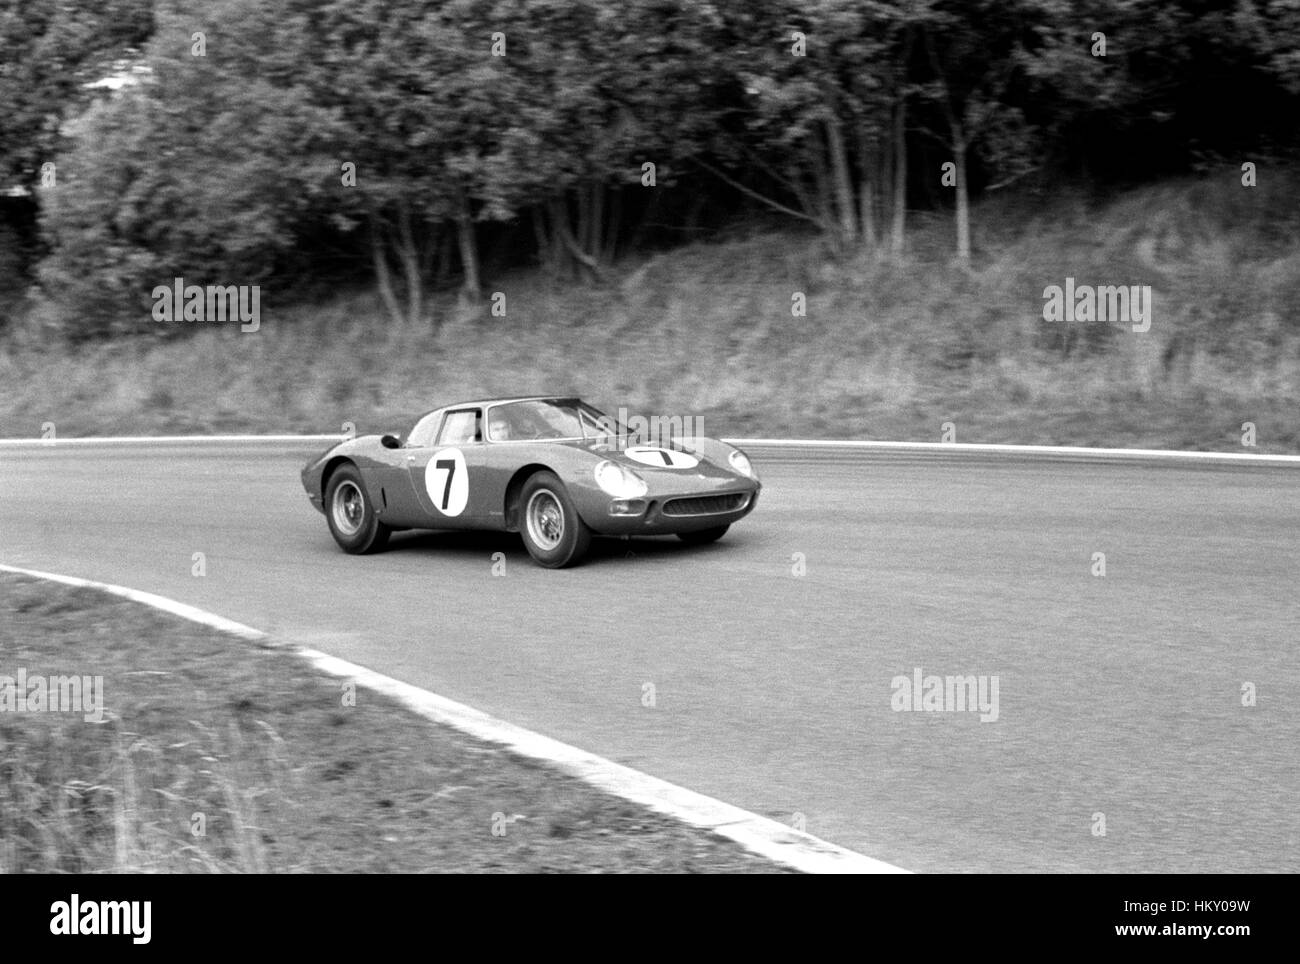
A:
[325, 464, 391, 554]
[677, 525, 730, 545]
[519, 471, 591, 568]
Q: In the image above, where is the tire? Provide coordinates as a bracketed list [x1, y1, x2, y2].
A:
[677, 524, 730, 545]
[324, 464, 391, 554]
[519, 471, 591, 568]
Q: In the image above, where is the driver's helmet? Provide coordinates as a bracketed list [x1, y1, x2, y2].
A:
[489, 413, 511, 440]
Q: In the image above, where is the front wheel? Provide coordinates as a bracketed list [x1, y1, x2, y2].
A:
[519, 471, 591, 568]
[325, 464, 391, 554]
[677, 525, 730, 545]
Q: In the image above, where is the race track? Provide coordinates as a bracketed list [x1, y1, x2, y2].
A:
[2, 440, 1296, 872]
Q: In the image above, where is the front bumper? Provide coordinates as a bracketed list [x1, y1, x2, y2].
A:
[588, 487, 760, 536]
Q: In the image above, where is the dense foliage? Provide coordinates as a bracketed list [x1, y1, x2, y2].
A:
[2, 0, 1298, 336]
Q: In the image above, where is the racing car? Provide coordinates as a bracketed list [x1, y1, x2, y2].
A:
[300, 396, 760, 567]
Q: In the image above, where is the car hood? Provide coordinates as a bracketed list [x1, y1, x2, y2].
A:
[561, 437, 751, 484]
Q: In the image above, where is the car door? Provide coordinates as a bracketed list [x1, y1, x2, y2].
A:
[401, 408, 485, 528]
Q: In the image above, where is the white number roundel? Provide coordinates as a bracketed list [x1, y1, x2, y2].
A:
[425, 448, 469, 516]
[623, 446, 699, 469]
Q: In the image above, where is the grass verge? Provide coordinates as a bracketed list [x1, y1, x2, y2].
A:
[0, 573, 784, 873]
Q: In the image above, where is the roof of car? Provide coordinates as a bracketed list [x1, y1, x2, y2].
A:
[436, 395, 579, 410]
[408, 396, 582, 427]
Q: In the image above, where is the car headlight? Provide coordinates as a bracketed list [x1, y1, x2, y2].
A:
[728, 449, 756, 479]
[594, 460, 648, 498]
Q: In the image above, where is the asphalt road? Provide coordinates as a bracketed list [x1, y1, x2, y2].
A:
[2, 440, 1296, 872]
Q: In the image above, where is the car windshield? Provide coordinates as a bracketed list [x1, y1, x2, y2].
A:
[487, 400, 627, 442]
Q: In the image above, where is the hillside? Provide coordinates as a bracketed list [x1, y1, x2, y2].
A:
[4, 177, 1298, 451]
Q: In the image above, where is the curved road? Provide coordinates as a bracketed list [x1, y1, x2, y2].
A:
[2, 440, 1297, 872]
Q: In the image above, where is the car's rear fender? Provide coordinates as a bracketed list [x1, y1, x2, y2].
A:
[320, 455, 354, 501]
[308, 438, 400, 519]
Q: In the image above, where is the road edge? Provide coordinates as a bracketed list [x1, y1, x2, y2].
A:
[0, 562, 908, 875]
[1, 433, 1298, 464]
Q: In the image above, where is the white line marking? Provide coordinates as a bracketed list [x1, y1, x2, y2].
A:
[730, 438, 1300, 462]
[0, 563, 906, 874]
[0, 433, 1294, 463]
[0, 435, 344, 445]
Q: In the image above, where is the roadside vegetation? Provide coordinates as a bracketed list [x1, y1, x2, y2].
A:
[0, 573, 782, 872]
[2, 1, 1298, 449]
[3, 177, 1297, 450]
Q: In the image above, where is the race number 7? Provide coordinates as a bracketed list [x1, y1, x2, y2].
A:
[425, 447, 469, 517]
[434, 459, 457, 510]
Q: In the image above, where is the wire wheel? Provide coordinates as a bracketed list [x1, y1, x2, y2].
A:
[525, 488, 564, 551]
[331, 480, 365, 536]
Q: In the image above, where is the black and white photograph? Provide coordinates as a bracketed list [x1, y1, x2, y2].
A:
[0, 0, 1293, 935]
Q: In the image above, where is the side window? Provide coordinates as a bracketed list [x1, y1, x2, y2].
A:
[407, 412, 443, 448]
[436, 409, 482, 445]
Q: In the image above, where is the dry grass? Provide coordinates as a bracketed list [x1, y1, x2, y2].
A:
[0, 574, 784, 873]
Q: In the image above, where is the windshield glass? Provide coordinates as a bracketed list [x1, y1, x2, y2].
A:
[487, 400, 624, 442]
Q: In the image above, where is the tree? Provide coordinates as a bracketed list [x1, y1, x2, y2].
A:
[912, 0, 1041, 265]
[0, 0, 153, 193]
[692, 1, 917, 255]
[38, 0, 336, 336]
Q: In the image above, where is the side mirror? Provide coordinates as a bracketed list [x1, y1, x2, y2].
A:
[380, 434, 402, 450]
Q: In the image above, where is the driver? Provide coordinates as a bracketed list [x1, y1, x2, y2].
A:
[489, 413, 511, 441]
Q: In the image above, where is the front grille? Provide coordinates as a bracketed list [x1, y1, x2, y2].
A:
[662, 493, 749, 516]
